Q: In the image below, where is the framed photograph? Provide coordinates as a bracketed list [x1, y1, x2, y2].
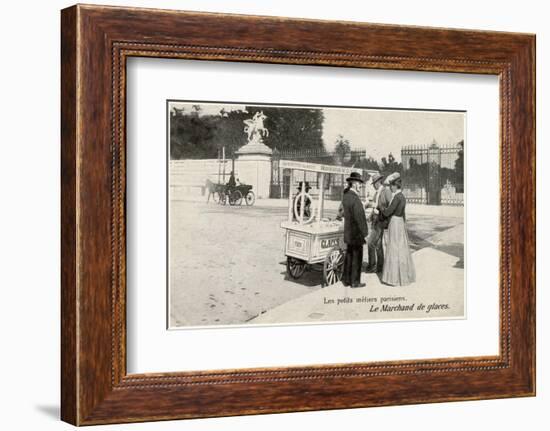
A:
[61, 4, 535, 425]
[166, 100, 466, 329]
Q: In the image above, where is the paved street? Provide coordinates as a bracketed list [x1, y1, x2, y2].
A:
[250, 246, 464, 325]
[169, 198, 464, 327]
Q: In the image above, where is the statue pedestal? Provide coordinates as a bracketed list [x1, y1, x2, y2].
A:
[235, 141, 272, 199]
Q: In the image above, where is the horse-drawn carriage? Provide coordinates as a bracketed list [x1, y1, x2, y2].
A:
[209, 181, 256, 206]
[206, 112, 267, 207]
[280, 160, 351, 286]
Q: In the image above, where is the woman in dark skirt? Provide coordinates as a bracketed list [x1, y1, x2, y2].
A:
[377, 175, 416, 286]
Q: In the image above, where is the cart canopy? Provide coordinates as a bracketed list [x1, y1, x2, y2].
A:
[279, 160, 356, 175]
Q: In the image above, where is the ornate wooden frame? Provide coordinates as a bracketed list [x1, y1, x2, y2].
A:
[61, 4, 535, 425]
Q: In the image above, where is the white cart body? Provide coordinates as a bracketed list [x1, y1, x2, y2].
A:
[281, 221, 344, 264]
[280, 160, 357, 286]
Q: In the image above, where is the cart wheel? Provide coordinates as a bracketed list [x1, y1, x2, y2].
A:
[323, 247, 345, 287]
[229, 190, 243, 206]
[245, 191, 255, 206]
[217, 191, 226, 205]
[286, 257, 306, 279]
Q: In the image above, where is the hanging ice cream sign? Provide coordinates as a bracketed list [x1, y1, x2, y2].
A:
[279, 160, 355, 175]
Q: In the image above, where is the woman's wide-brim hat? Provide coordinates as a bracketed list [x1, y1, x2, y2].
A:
[370, 173, 384, 185]
[384, 172, 401, 185]
[345, 172, 364, 183]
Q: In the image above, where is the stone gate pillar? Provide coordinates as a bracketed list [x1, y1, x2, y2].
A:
[235, 141, 272, 199]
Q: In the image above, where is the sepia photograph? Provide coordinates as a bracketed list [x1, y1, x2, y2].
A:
[167, 100, 465, 328]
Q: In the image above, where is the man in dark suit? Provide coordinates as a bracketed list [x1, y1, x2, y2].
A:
[227, 171, 237, 188]
[366, 173, 393, 273]
[341, 172, 369, 288]
[293, 182, 312, 220]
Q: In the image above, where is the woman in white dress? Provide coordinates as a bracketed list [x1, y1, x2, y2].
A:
[377, 175, 416, 286]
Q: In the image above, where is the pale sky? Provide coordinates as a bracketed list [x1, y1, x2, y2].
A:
[169, 102, 465, 162]
[322, 108, 465, 162]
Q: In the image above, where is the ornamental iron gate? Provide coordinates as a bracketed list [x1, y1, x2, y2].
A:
[401, 140, 464, 206]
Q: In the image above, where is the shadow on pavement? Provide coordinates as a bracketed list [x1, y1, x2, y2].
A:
[278, 260, 323, 288]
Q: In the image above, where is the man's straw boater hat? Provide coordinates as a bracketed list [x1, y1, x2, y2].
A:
[345, 172, 364, 183]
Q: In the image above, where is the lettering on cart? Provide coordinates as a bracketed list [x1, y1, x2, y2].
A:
[321, 238, 339, 249]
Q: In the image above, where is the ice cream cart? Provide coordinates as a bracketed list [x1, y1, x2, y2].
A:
[280, 160, 354, 286]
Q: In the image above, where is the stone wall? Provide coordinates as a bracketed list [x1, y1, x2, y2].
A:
[170, 159, 232, 200]
[170, 156, 273, 201]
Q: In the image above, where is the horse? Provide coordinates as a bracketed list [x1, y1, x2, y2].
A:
[205, 178, 217, 203]
[243, 111, 269, 142]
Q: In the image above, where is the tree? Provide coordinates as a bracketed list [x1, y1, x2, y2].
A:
[244, 106, 325, 152]
[380, 152, 402, 176]
[210, 110, 249, 159]
[169, 105, 327, 160]
[356, 156, 381, 171]
[406, 158, 426, 186]
[333, 135, 351, 165]
[170, 113, 216, 159]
